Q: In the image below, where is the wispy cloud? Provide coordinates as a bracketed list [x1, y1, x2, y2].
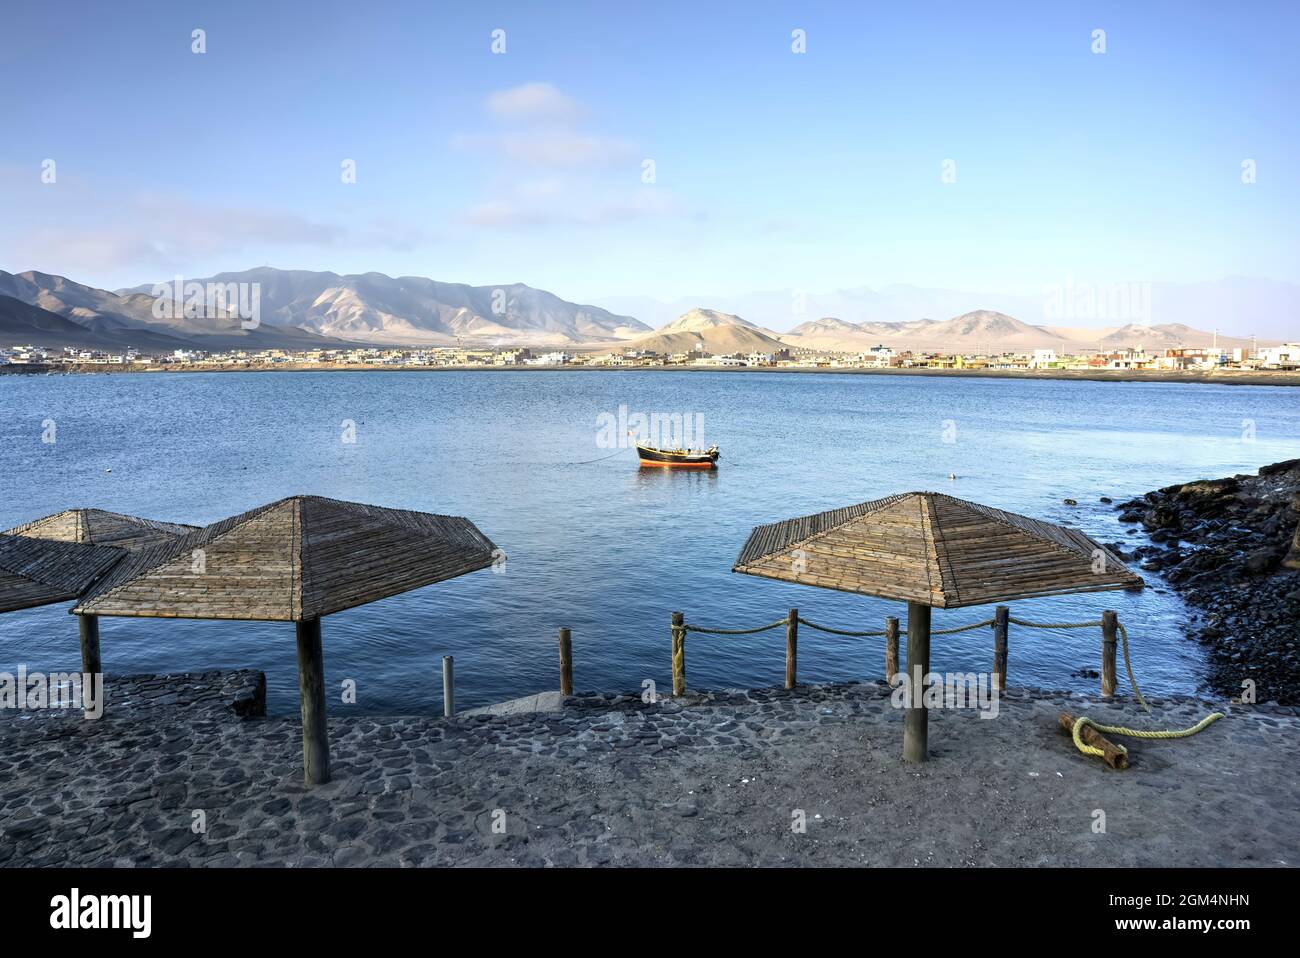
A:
[0, 169, 438, 277]
[486, 82, 584, 122]
[462, 188, 678, 229]
[453, 83, 681, 231]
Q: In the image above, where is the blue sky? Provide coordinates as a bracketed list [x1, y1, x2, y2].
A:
[1, 0, 1297, 311]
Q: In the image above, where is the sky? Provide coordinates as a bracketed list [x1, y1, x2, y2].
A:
[1, 0, 1298, 318]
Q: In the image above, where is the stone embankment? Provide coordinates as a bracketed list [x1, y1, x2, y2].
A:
[1112, 459, 1300, 704]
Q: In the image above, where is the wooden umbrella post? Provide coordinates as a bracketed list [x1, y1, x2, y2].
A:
[884, 616, 899, 682]
[558, 627, 573, 695]
[671, 611, 686, 697]
[295, 617, 330, 786]
[77, 613, 101, 676]
[1100, 610, 1118, 698]
[785, 608, 798, 689]
[903, 601, 932, 762]
[992, 605, 1009, 691]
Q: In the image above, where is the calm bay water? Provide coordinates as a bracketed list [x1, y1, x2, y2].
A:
[2, 369, 1297, 714]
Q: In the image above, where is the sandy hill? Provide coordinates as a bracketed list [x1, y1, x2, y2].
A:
[781, 309, 1254, 353]
[627, 308, 788, 355]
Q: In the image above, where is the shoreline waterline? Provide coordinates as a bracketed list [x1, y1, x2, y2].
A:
[4, 362, 1299, 387]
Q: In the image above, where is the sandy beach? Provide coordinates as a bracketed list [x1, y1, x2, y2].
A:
[3, 671, 1295, 868]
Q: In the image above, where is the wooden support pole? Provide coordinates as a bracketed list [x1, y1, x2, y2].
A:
[295, 617, 330, 787]
[558, 628, 573, 696]
[77, 613, 101, 676]
[903, 601, 932, 763]
[442, 655, 455, 717]
[785, 608, 798, 689]
[1059, 712, 1129, 769]
[1100, 610, 1118, 698]
[671, 611, 686, 697]
[992, 605, 1009, 692]
[884, 616, 899, 682]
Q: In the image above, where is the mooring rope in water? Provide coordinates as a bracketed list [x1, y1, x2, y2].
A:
[563, 446, 634, 465]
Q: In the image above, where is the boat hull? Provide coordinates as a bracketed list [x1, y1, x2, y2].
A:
[636, 444, 719, 469]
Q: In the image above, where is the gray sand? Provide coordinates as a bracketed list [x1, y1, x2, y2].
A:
[1, 672, 1296, 867]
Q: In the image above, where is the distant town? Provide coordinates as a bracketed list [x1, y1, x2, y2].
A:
[4, 340, 1299, 375]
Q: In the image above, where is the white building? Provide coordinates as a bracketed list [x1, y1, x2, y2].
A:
[1258, 343, 1300, 369]
[528, 352, 571, 366]
[865, 344, 894, 367]
[1030, 348, 1058, 369]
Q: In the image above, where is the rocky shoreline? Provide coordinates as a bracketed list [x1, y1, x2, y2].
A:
[1112, 459, 1300, 705]
[3, 671, 1297, 867]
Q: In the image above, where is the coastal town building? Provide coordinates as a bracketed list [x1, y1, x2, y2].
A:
[1258, 343, 1300, 369]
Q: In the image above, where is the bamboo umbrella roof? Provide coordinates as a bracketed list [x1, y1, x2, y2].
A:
[73, 495, 501, 621]
[0, 533, 126, 613]
[5, 508, 198, 552]
[734, 491, 1142, 608]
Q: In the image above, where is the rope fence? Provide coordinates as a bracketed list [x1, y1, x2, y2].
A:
[670, 605, 1145, 707]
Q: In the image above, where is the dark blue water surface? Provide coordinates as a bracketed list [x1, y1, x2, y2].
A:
[2, 369, 1297, 713]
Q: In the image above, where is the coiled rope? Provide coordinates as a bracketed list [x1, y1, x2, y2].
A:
[1070, 712, 1224, 762]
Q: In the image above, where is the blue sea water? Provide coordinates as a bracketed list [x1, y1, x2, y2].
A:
[2, 369, 1297, 714]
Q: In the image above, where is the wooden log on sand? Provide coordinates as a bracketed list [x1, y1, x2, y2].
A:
[1058, 711, 1129, 769]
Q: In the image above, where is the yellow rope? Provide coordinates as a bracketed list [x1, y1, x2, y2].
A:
[1115, 622, 1149, 713]
[1071, 712, 1225, 760]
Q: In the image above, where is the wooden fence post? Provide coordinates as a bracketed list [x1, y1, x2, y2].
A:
[785, 608, 798, 689]
[671, 611, 686, 697]
[1100, 610, 1118, 698]
[992, 605, 1009, 691]
[442, 655, 455, 716]
[884, 616, 899, 682]
[558, 627, 573, 695]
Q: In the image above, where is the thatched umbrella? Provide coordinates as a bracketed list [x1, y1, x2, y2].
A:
[734, 491, 1143, 761]
[3, 509, 198, 672]
[0, 534, 125, 613]
[73, 495, 501, 786]
[5, 508, 198, 552]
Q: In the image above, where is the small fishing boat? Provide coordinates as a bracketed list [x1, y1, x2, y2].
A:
[636, 442, 720, 469]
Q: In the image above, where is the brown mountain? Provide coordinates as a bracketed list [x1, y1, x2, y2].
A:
[626, 308, 788, 355]
[781, 309, 1253, 353]
[120, 268, 650, 346]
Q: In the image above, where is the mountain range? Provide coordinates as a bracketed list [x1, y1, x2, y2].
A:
[0, 266, 1277, 354]
[780, 310, 1255, 352]
[599, 278, 1299, 341]
[0, 268, 649, 350]
[118, 268, 648, 346]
